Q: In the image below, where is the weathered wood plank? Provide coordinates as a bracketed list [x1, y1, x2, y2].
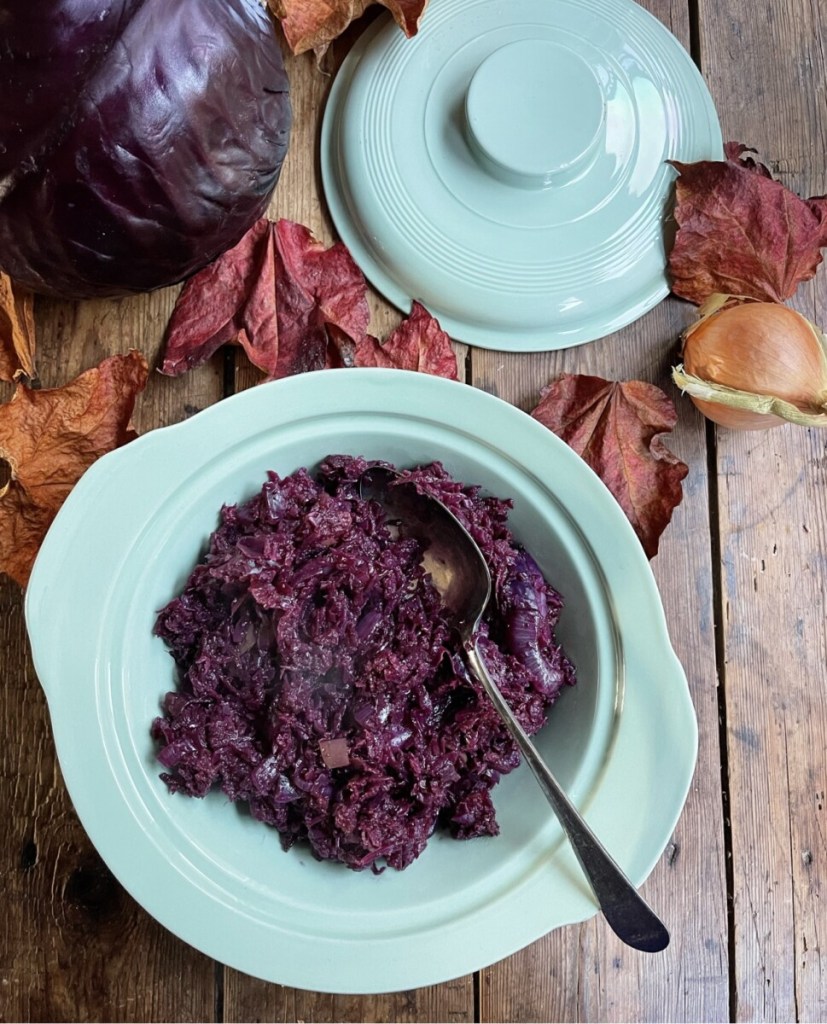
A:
[0, 290, 220, 1020]
[222, 976, 474, 1024]
[695, 4, 827, 1019]
[698, 0, 827, 1019]
[473, 0, 729, 1016]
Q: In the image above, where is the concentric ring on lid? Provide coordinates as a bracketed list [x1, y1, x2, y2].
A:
[321, 0, 723, 351]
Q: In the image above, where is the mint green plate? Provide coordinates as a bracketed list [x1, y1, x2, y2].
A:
[321, 0, 723, 350]
[25, 370, 696, 992]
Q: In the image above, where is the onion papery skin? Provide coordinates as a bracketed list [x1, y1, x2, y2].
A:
[672, 296, 827, 431]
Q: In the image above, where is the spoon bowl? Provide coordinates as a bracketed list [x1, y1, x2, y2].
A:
[360, 464, 670, 954]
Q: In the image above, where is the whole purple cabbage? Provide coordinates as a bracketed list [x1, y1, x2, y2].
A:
[152, 457, 576, 872]
[0, 0, 291, 298]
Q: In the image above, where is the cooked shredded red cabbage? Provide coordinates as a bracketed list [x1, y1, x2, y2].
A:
[152, 456, 575, 871]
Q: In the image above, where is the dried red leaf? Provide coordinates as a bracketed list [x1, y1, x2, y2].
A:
[669, 142, 827, 304]
[0, 271, 37, 382]
[531, 374, 688, 559]
[269, 0, 427, 56]
[723, 142, 773, 178]
[354, 302, 458, 379]
[272, 220, 370, 377]
[0, 351, 148, 586]
[160, 218, 370, 380]
[160, 220, 277, 376]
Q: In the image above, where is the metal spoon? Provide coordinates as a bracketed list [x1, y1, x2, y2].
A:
[360, 466, 670, 953]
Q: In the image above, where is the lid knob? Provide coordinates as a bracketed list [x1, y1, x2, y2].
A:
[465, 40, 606, 189]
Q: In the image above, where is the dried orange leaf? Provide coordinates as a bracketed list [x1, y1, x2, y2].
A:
[531, 374, 688, 559]
[0, 271, 36, 382]
[268, 0, 427, 55]
[0, 351, 149, 586]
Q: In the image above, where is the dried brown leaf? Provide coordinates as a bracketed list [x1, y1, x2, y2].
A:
[0, 351, 149, 586]
[0, 271, 37, 382]
[268, 0, 427, 55]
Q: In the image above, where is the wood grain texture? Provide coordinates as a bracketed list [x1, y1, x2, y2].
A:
[0, 593, 214, 1024]
[222, 976, 474, 1023]
[0, 286, 221, 1021]
[698, 1, 827, 1019]
[6, 0, 827, 1018]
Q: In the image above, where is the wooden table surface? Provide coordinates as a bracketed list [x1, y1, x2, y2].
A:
[2, 1, 826, 1020]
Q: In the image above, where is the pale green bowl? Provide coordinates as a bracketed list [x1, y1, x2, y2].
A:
[25, 369, 696, 993]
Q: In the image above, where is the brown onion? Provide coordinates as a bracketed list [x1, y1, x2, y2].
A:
[671, 294, 827, 430]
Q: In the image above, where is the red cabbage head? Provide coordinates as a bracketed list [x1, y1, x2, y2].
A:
[0, 0, 292, 298]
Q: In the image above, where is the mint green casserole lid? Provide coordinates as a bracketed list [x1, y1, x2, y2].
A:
[321, 0, 723, 350]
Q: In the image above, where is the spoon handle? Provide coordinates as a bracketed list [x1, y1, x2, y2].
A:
[466, 644, 670, 954]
